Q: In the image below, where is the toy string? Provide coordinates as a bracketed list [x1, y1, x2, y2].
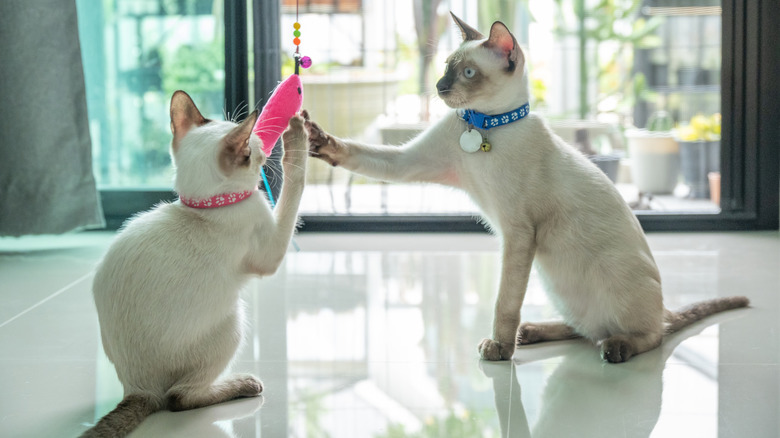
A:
[261, 167, 275, 209]
[260, 0, 303, 252]
[294, 0, 301, 75]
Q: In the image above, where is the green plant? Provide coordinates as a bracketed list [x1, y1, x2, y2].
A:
[162, 39, 224, 96]
[647, 110, 674, 132]
[478, 0, 518, 32]
[552, 0, 664, 119]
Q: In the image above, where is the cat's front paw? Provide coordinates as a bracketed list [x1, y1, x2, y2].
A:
[281, 114, 309, 169]
[478, 338, 515, 361]
[305, 116, 346, 167]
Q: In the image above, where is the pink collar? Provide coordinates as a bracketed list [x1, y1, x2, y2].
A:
[180, 190, 255, 209]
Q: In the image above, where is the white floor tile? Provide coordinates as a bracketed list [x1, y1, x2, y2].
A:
[0, 231, 777, 437]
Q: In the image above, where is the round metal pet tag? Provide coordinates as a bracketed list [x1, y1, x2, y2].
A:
[460, 129, 482, 153]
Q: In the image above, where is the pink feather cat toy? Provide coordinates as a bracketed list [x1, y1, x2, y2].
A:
[254, 17, 311, 207]
[253, 73, 304, 157]
[253, 16, 312, 157]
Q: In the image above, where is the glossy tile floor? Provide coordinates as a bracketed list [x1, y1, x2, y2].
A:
[0, 231, 778, 438]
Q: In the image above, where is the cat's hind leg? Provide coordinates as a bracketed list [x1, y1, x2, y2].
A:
[517, 321, 580, 345]
[167, 374, 263, 411]
[165, 313, 262, 411]
[598, 331, 662, 363]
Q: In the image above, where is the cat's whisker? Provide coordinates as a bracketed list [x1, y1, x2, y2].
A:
[254, 126, 286, 136]
[231, 102, 250, 123]
[281, 162, 306, 173]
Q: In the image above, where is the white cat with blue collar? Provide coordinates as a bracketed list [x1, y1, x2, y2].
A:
[306, 13, 748, 363]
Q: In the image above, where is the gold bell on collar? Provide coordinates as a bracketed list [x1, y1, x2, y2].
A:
[480, 140, 492, 152]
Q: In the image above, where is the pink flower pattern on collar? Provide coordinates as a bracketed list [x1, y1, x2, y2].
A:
[180, 190, 254, 209]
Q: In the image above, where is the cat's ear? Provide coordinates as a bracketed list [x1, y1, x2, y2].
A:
[170, 90, 210, 149]
[450, 12, 484, 42]
[484, 21, 523, 73]
[220, 110, 259, 173]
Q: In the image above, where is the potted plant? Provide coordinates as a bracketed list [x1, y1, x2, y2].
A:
[626, 111, 680, 194]
[676, 113, 721, 198]
[552, 121, 622, 182]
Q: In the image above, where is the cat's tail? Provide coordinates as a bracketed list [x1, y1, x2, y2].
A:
[80, 393, 163, 438]
[664, 296, 750, 333]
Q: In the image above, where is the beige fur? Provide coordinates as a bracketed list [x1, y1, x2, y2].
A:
[82, 92, 308, 437]
[306, 14, 748, 363]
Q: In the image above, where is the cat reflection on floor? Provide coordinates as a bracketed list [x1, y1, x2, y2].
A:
[483, 313, 743, 438]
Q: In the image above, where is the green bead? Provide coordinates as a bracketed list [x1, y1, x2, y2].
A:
[294, 30, 301, 37]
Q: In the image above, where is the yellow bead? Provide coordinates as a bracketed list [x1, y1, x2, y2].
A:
[293, 22, 301, 30]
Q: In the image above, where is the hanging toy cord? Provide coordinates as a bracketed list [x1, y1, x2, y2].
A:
[292, 0, 312, 75]
[260, 0, 311, 251]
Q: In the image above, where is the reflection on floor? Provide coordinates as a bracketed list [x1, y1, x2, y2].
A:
[0, 231, 777, 437]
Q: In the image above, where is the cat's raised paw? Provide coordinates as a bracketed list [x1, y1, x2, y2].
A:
[478, 338, 514, 361]
[600, 336, 635, 363]
[305, 119, 344, 167]
[281, 115, 309, 168]
[282, 115, 307, 148]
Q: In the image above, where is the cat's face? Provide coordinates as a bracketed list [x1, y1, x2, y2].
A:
[169, 91, 264, 197]
[437, 14, 528, 114]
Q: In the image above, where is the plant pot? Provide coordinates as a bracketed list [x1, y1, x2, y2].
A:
[588, 154, 621, 182]
[679, 140, 720, 198]
[649, 62, 668, 87]
[547, 120, 625, 183]
[677, 67, 699, 86]
[708, 171, 721, 205]
[626, 130, 680, 194]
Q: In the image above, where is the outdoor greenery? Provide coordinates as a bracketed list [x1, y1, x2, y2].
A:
[552, 0, 664, 119]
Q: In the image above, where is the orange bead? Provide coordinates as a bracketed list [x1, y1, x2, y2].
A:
[293, 37, 300, 45]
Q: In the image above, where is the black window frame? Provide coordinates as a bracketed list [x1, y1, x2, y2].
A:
[100, 0, 778, 233]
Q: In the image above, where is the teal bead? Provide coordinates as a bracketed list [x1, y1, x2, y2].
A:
[294, 30, 301, 37]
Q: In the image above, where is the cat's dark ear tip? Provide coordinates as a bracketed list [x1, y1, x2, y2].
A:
[171, 90, 190, 100]
[170, 90, 196, 111]
[450, 11, 485, 42]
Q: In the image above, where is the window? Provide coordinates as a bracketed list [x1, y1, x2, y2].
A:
[294, 1, 726, 217]
[78, 0, 225, 188]
[77, 0, 778, 231]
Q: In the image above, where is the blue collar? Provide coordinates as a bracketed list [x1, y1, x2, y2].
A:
[458, 103, 530, 130]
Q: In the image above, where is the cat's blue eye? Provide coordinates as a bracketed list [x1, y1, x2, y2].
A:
[464, 67, 476, 79]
